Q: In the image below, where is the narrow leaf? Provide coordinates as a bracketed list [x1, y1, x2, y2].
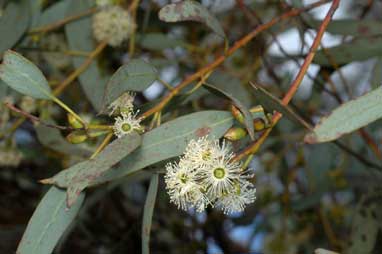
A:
[313, 36, 382, 66]
[91, 110, 234, 186]
[0, 1, 30, 56]
[142, 174, 159, 254]
[305, 87, 382, 143]
[204, 83, 255, 140]
[0, 50, 53, 99]
[44, 132, 142, 206]
[159, 0, 226, 38]
[16, 186, 85, 254]
[103, 59, 157, 110]
[250, 82, 311, 129]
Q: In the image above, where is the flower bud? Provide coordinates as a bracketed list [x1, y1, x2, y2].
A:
[230, 104, 244, 124]
[87, 129, 110, 138]
[224, 127, 247, 141]
[253, 118, 266, 132]
[66, 131, 88, 144]
[67, 114, 84, 129]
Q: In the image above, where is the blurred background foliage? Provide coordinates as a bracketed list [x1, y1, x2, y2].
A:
[0, 0, 382, 253]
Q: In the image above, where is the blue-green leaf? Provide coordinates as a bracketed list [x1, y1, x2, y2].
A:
[16, 186, 85, 254]
[159, 0, 226, 38]
[0, 50, 52, 99]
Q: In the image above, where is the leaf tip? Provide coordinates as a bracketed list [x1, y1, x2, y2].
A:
[304, 132, 318, 144]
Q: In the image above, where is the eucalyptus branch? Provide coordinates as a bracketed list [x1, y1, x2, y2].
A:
[140, 0, 331, 120]
[233, 0, 340, 162]
[4, 102, 74, 131]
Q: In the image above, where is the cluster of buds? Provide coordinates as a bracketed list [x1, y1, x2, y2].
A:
[165, 136, 256, 214]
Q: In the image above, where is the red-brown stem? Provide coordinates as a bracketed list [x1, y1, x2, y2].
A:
[234, 0, 340, 161]
[140, 0, 331, 119]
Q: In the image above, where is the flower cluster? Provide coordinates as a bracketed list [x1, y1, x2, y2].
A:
[165, 136, 256, 214]
[92, 6, 135, 47]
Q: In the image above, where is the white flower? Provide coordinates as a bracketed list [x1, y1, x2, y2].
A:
[113, 111, 143, 138]
[183, 136, 230, 168]
[215, 181, 256, 214]
[198, 151, 242, 198]
[108, 92, 135, 116]
[165, 160, 208, 212]
[92, 6, 135, 47]
[165, 136, 256, 214]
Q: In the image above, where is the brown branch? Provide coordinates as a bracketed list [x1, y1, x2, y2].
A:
[233, 0, 340, 162]
[4, 103, 73, 131]
[29, 7, 98, 34]
[140, 0, 331, 119]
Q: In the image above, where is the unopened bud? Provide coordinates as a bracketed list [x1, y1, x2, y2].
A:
[253, 118, 266, 132]
[230, 104, 244, 124]
[224, 127, 247, 141]
[67, 114, 84, 129]
[87, 129, 110, 138]
[66, 130, 87, 144]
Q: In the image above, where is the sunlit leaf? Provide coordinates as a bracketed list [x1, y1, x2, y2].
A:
[305, 87, 382, 143]
[91, 110, 233, 186]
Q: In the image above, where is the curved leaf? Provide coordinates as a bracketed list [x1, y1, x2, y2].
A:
[159, 0, 226, 38]
[103, 59, 157, 109]
[305, 87, 382, 143]
[16, 186, 85, 254]
[44, 132, 142, 206]
[0, 1, 30, 56]
[92, 110, 233, 185]
[0, 50, 52, 99]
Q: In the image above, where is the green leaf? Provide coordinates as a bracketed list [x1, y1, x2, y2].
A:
[16, 186, 85, 254]
[203, 83, 255, 140]
[307, 19, 382, 36]
[91, 110, 234, 186]
[35, 122, 91, 158]
[345, 190, 382, 254]
[305, 87, 382, 143]
[370, 58, 382, 90]
[103, 59, 157, 110]
[142, 174, 159, 254]
[159, 0, 226, 38]
[137, 33, 186, 50]
[65, 0, 109, 111]
[0, 50, 53, 99]
[313, 36, 382, 66]
[250, 82, 311, 129]
[315, 249, 339, 254]
[34, 0, 70, 28]
[44, 132, 142, 206]
[0, 1, 30, 56]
